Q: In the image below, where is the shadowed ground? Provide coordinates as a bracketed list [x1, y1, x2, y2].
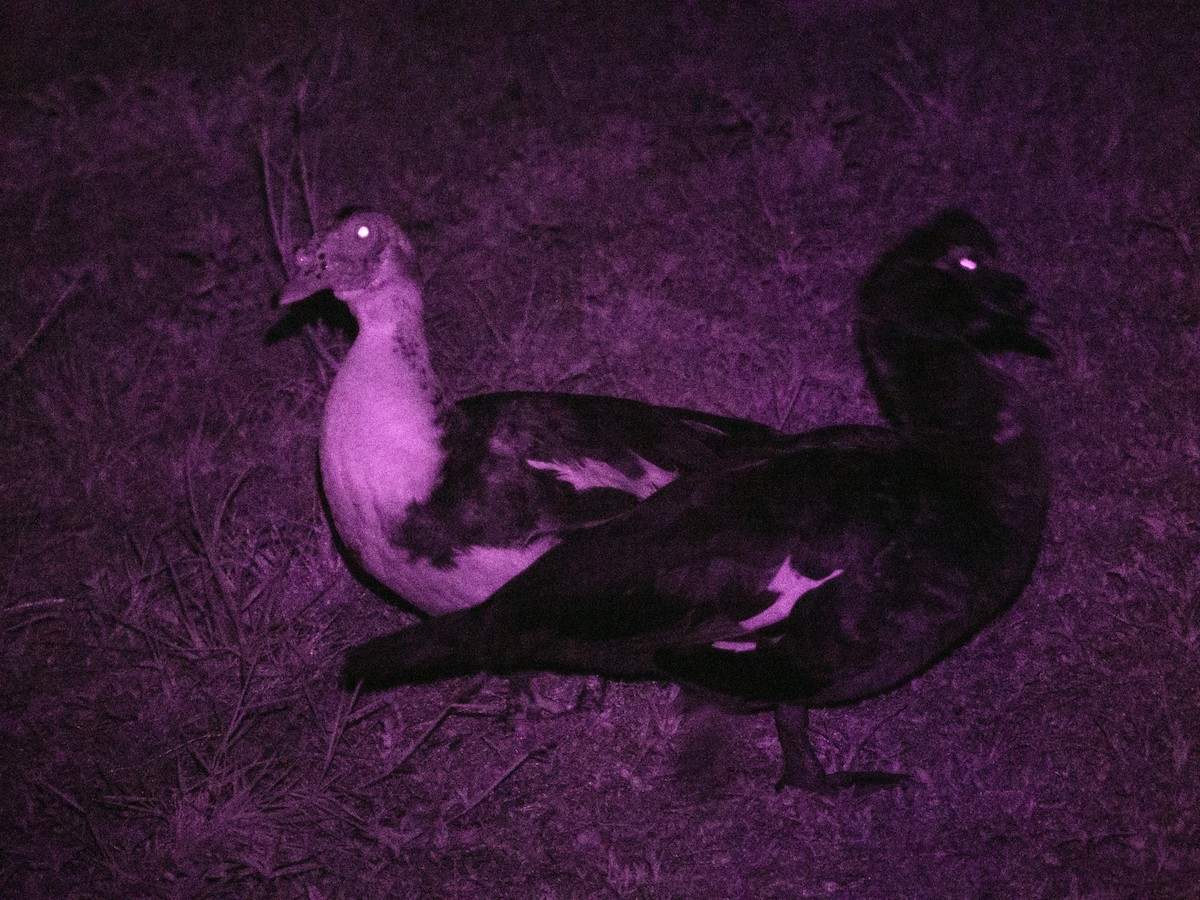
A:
[2, 1, 1197, 896]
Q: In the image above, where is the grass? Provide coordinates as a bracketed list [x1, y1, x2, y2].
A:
[2, 0, 1199, 896]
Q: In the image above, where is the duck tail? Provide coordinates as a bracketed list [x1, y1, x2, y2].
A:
[341, 612, 485, 691]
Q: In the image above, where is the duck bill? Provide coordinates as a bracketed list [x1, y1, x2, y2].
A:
[1018, 319, 1054, 358]
[278, 266, 330, 306]
[976, 314, 1055, 359]
[1006, 324, 1055, 359]
[977, 280, 1054, 359]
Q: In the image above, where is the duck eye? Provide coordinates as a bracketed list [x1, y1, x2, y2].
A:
[356, 225, 370, 239]
[958, 257, 977, 271]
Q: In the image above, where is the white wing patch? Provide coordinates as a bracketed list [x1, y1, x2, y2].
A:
[710, 557, 843, 653]
[680, 417, 729, 437]
[738, 558, 842, 632]
[526, 453, 677, 500]
[711, 639, 758, 653]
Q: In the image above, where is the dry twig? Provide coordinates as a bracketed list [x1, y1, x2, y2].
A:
[2, 272, 86, 376]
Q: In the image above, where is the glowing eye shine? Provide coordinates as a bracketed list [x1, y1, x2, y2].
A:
[959, 257, 977, 270]
[357, 226, 370, 239]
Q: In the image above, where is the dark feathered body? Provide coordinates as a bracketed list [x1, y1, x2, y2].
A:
[346, 374, 1047, 705]
[393, 391, 789, 567]
[342, 210, 1054, 790]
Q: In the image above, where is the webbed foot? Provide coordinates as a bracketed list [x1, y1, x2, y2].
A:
[774, 703, 910, 794]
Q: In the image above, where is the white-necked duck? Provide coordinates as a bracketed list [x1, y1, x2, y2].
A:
[341, 209, 1053, 792]
[279, 210, 791, 615]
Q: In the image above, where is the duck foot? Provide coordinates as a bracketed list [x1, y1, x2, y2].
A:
[774, 703, 910, 793]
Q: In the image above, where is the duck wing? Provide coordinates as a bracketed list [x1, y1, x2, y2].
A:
[394, 392, 794, 566]
[344, 425, 925, 690]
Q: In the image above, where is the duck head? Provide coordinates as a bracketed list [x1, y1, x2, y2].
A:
[279, 209, 422, 330]
[859, 208, 1053, 360]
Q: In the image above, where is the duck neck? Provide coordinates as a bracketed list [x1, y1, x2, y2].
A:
[348, 279, 449, 414]
[860, 324, 1049, 553]
[319, 286, 450, 527]
[860, 324, 1038, 462]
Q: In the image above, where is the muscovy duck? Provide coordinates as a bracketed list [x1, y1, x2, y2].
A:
[278, 209, 790, 615]
[340, 209, 1054, 791]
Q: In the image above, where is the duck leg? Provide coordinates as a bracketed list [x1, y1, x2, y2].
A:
[774, 703, 909, 792]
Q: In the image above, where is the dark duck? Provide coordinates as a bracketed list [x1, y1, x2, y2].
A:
[278, 209, 790, 615]
[340, 209, 1054, 791]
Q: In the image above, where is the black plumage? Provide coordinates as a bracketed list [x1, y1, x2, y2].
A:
[341, 210, 1053, 791]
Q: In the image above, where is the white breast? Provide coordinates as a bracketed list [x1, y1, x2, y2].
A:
[319, 327, 445, 591]
[363, 537, 560, 616]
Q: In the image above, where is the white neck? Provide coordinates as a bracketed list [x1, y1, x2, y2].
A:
[319, 314, 447, 554]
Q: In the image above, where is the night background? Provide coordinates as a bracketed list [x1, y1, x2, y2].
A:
[2, 0, 1197, 896]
